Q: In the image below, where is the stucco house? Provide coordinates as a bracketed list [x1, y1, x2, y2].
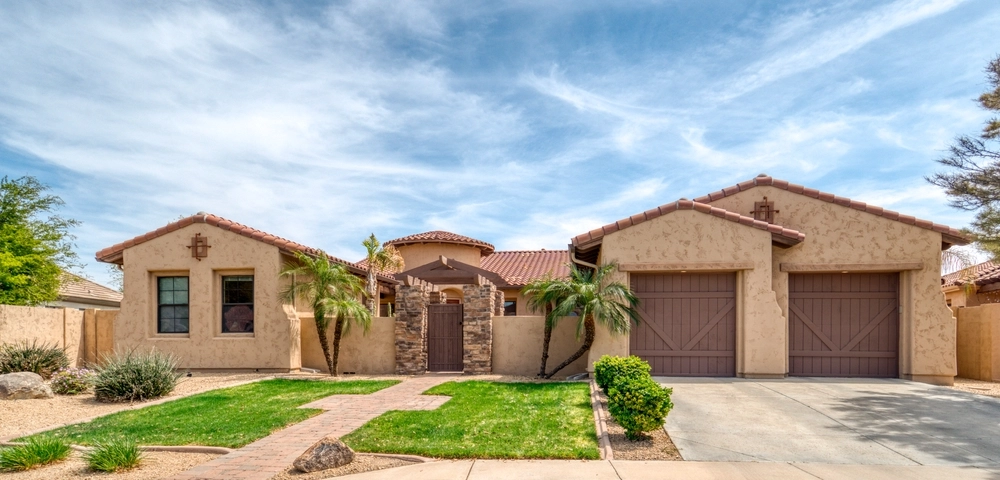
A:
[95, 175, 967, 384]
[942, 260, 1000, 308]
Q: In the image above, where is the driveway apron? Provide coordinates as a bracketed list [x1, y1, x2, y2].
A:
[659, 377, 1000, 466]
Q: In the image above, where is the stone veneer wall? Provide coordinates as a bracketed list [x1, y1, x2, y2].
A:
[494, 290, 505, 316]
[395, 282, 431, 374]
[462, 283, 495, 374]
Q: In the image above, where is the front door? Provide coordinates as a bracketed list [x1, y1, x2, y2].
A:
[428, 304, 463, 371]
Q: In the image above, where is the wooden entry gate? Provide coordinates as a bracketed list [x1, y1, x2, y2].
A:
[788, 273, 899, 377]
[428, 304, 463, 372]
[630, 273, 737, 376]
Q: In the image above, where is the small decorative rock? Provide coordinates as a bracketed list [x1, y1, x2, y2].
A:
[0, 372, 54, 400]
[293, 435, 355, 473]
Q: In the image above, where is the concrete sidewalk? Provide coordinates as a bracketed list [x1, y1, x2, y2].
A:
[340, 459, 1000, 479]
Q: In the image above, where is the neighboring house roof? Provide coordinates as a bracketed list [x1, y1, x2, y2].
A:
[481, 250, 571, 287]
[942, 260, 1000, 288]
[385, 231, 495, 255]
[58, 272, 122, 307]
[692, 175, 969, 247]
[572, 199, 806, 249]
[95, 213, 397, 285]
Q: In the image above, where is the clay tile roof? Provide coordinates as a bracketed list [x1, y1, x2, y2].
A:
[691, 175, 970, 246]
[58, 272, 122, 306]
[385, 231, 495, 255]
[942, 260, 1000, 287]
[480, 250, 571, 286]
[571, 200, 805, 247]
[95, 213, 397, 284]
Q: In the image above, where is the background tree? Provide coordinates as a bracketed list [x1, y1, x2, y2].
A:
[531, 262, 640, 379]
[281, 251, 371, 375]
[0, 176, 79, 305]
[928, 54, 1000, 258]
[361, 234, 403, 316]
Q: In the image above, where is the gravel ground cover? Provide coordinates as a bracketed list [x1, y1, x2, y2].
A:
[951, 377, 1000, 398]
[0, 450, 218, 479]
[270, 454, 419, 479]
[596, 391, 681, 461]
[0, 373, 272, 440]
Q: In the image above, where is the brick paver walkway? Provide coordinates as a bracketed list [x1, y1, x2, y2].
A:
[171, 375, 458, 480]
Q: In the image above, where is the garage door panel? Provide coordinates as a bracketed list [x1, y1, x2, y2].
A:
[789, 273, 899, 378]
[630, 273, 736, 377]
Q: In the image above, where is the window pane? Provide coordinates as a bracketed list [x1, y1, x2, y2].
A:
[175, 305, 189, 320]
[176, 317, 189, 333]
[159, 290, 174, 305]
[160, 305, 174, 320]
[175, 277, 188, 289]
[222, 305, 254, 333]
[159, 277, 173, 291]
[504, 301, 516, 316]
[175, 290, 188, 304]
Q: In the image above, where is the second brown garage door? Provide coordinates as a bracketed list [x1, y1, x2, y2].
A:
[788, 273, 899, 377]
[630, 273, 736, 376]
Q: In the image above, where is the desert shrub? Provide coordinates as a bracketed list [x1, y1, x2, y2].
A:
[0, 437, 71, 471]
[593, 355, 651, 394]
[94, 350, 181, 403]
[0, 341, 69, 379]
[607, 377, 673, 441]
[51, 367, 95, 395]
[84, 437, 143, 472]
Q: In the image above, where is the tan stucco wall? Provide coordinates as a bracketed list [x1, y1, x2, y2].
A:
[596, 209, 785, 376]
[396, 243, 483, 269]
[0, 305, 86, 367]
[955, 304, 1000, 381]
[708, 186, 955, 382]
[117, 223, 298, 371]
[299, 316, 396, 374]
[492, 316, 589, 376]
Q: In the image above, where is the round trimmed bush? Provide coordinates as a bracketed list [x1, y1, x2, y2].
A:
[607, 377, 674, 441]
[0, 341, 69, 379]
[94, 350, 181, 403]
[51, 367, 95, 395]
[593, 355, 651, 394]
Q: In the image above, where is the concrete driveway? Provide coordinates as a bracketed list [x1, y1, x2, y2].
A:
[659, 377, 1000, 466]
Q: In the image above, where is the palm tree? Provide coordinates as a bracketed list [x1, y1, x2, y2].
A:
[522, 275, 564, 377]
[535, 262, 640, 379]
[280, 251, 371, 376]
[362, 234, 404, 316]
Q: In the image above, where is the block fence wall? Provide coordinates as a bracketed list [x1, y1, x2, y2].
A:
[0, 305, 116, 367]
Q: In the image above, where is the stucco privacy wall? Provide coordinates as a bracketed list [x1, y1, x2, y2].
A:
[596, 209, 785, 376]
[0, 305, 85, 367]
[299, 316, 395, 374]
[117, 223, 297, 370]
[707, 186, 955, 383]
[395, 243, 483, 269]
[492, 316, 589, 376]
[955, 305, 1000, 381]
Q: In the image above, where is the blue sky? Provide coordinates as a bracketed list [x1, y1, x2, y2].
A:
[1, 0, 998, 286]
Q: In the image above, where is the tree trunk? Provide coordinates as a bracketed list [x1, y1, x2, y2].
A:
[544, 315, 595, 379]
[331, 315, 345, 377]
[315, 316, 335, 376]
[537, 311, 554, 377]
[366, 269, 378, 317]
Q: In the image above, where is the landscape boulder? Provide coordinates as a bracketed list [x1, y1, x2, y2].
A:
[293, 435, 355, 472]
[0, 372, 54, 400]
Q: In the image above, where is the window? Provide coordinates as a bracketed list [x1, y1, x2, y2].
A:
[504, 300, 516, 316]
[222, 275, 254, 333]
[157, 276, 189, 333]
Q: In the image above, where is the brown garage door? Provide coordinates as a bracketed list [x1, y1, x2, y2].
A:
[788, 273, 899, 377]
[630, 273, 736, 376]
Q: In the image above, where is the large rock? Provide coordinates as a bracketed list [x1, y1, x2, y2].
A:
[293, 436, 355, 473]
[0, 372, 54, 400]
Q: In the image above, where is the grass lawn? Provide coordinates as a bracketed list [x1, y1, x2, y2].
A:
[342, 381, 600, 459]
[25, 379, 398, 448]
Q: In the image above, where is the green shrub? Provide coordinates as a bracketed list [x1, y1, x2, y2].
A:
[607, 377, 673, 441]
[593, 355, 651, 394]
[84, 437, 142, 472]
[51, 367, 96, 395]
[94, 350, 181, 403]
[0, 341, 69, 379]
[0, 437, 71, 471]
